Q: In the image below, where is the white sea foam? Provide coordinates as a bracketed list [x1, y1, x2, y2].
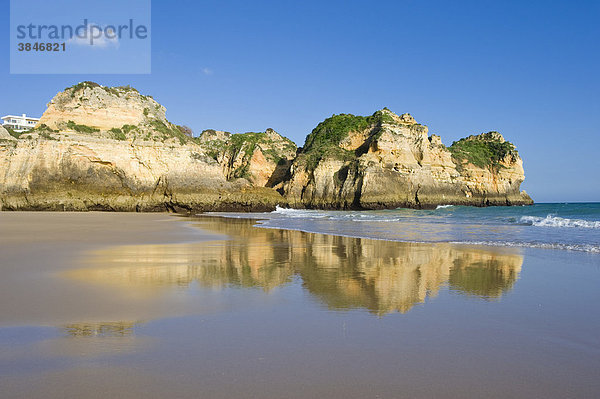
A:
[213, 205, 600, 254]
[260, 222, 600, 253]
[272, 207, 403, 222]
[436, 205, 454, 209]
[273, 205, 301, 214]
[272, 206, 327, 219]
[520, 215, 600, 229]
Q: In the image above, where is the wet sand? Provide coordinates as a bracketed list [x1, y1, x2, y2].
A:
[0, 213, 599, 398]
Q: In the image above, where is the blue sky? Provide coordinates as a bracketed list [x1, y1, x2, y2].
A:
[1, 0, 599, 202]
[9, 0, 151, 73]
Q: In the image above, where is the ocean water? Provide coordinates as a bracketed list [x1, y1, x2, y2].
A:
[209, 203, 600, 253]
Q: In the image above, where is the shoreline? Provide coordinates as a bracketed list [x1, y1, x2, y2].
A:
[0, 211, 526, 328]
[2, 207, 595, 255]
[0, 212, 224, 328]
[0, 211, 596, 327]
[0, 190, 535, 213]
[193, 210, 600, 255]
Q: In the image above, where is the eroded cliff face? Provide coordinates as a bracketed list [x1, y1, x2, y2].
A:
[283, 109, 532, 209]
[198, 128, 297, 187]
[0, 83, 533, 212]
[0, 83, 289, 212]
[0, 132, 286, 211]
[37, 82, 168, 131]
[0, 125, 15, 141]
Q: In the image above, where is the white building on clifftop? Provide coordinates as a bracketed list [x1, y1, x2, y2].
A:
[1, 114, 40, 133]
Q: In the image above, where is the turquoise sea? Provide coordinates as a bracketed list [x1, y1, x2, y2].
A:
[211, 203, 600, 253]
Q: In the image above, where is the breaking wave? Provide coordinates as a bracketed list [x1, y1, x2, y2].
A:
[272, 206, 328, 218]
[520, 215, 600, 229]
[209, 203, 600, 254]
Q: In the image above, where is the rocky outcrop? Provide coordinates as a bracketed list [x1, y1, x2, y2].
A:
[0, 131, 285, 212]
[37, 82, 168, 131]
[283, 109, 532, 209]
[0, 83, 288, 212]
[0, 83, 533, 212]
[199, 128, 297, 187]
[0, 125, 15, 141]
[0, 125, 16, 141]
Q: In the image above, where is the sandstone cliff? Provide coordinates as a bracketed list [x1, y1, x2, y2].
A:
[283, 109, 532, 209]
[198, 128, 297, 187]
[0, 83, 533, 212]
[0, 125, 16, 141]
[37, 82, 169, 131]
[0, 83, 289, 211]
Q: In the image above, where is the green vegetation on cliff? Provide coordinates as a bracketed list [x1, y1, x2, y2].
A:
[66, 121, 100, 133]
[200, 132, 229, 161]
[226, 131, 296, 179]
[31, 124, 58, 133]
[228, 132, 293, 162]
[149, 120, 191, 145]
[449, 132, 516, 169]
[229, 132, 265, 156]
[66, 82, 143, 98]
[4, 126, 22, 139]
[5, 124, 59, 139]
[303, 114, 369, 153]
[38, 131, 58, 141]
[195, 129, 297, 180]
[109, 127, 127, 141]
[108, 121, 190, 144]
[67, 81, 101, 94]
[101, 86, 133, 97]
[301, 110, 397, 169]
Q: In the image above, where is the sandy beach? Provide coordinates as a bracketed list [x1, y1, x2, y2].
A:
[1, 212, 599, 398]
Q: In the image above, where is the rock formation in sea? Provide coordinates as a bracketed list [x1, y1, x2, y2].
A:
[283, 108, 532, 209]
[0, 82, 532, 211]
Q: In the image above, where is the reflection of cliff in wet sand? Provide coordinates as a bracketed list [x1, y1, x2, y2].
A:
[63, 321, 137, 337]
[68, 217, 522, 315]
